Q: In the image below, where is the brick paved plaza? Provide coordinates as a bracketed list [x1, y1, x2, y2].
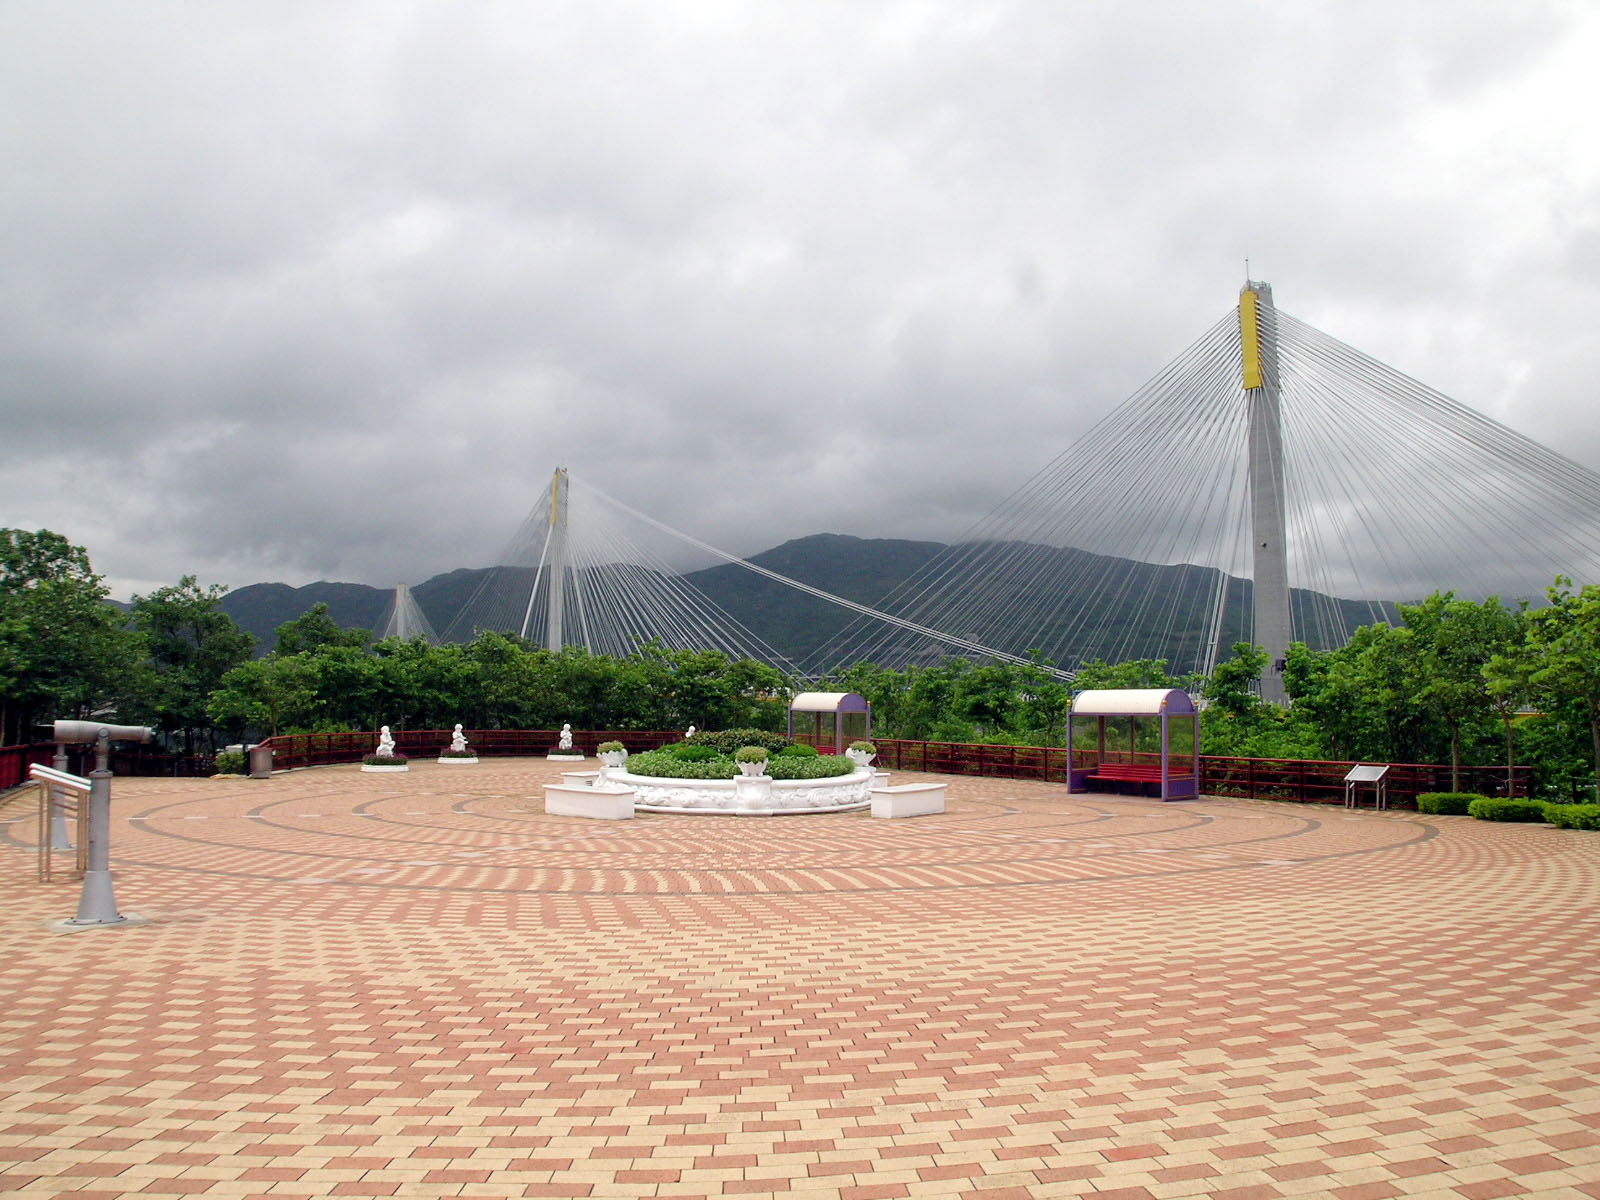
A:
[2, 761, 1597, 1199]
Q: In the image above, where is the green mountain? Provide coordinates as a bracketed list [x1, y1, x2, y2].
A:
[220, 533, 1393, 672]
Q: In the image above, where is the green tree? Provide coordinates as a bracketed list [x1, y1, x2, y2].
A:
[1524, 576, 1600, 802]
[1484, 642, 1535, 795]
[274, 603, 370, 656]
[1398, 592, 1522, 792]
[0, 529, 143, 744]
[130, 576, 255, 751]
[208, 654, 318, 738]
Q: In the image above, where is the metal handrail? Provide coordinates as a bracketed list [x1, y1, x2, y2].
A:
[31, 763, 90, 882]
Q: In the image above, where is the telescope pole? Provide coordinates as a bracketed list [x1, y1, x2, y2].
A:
[71, 729, 125, 925]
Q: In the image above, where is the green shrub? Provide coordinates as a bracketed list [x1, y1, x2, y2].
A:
[848, 740, 877, 753]
[1544, 803, 1600, 831]
[777, 742, 819, 758]
[613, 749, 856, 781]
[1416, 792, 1483, 815]
[214, 750, 246, 775]
[1467, 797, 1548, 823]
[667, 743, 720, 763]
[596, 740, 625, 754]
[766, 755, 855, 780]
[734, 746, 769, 763]
[626, 750, 736, 779]
[686, 728, 794, 754]
[362, 752, 408, 766]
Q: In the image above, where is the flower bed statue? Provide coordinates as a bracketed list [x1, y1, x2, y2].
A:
[362, 725, 409, 772]
[439, 723, 477, 764]
[548, 722, 584, 761]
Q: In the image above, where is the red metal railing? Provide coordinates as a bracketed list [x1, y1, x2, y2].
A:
[0, 743, 54, 791]
[12, 728, 1527, 809]
[870, 740, 1530, 807]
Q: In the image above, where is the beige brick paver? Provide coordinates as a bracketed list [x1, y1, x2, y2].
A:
[3, 763, 1598, 1199]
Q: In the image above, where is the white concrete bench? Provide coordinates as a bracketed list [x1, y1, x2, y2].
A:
[870, 781, 946, 818]
[543, 782, 634, 820]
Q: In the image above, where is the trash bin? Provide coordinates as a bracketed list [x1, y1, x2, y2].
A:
[248, 744, 274, 779]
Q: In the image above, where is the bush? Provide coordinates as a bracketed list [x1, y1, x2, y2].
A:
[848, 740, 877, 753]
[617, 749, 856, 781]
[1467, 797, 1548, 823]
[666, 743, 720, 763]
[686, 728, 794, 754]
[1416, 792, 1483, 815]
[734, 746, 769, 763]
[439, 748, 476, 759]
[1544, 803, 1600, 831]
[777, 742, 818, 758]
[214, 750, 246, 775]
[362, 753, 408, 766]
[766, 755, 855, 780]
[596, 740, 625, 754]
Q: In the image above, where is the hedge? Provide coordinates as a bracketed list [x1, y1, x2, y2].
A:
[1467, 797, 1548, 823]
[1416, 792, 1483, 815]
[1544, 803, 1600, 831]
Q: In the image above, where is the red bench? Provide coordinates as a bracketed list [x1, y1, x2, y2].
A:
[1092, 764, 1165, 782]
[1087, 763, 1194, 795]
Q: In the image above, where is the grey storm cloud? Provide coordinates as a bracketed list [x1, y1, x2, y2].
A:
[2, 0, 1598, 597]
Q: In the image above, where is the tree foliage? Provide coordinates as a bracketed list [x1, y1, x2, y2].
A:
[0, 529, 143, 744]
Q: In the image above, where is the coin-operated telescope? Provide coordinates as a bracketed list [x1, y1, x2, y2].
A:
[52, 720, 155, 746]
[50, 720, 155, 926]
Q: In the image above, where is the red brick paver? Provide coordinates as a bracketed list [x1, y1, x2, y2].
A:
[2, 761, 1597, 1198]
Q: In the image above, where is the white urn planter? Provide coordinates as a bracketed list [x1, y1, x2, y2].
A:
[598, 750, 628, 769]
[845, 747, 875, 768]
[737, 760, 769, 777]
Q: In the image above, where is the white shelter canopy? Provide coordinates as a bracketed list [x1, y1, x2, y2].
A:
[1072, 688, 1197, 717]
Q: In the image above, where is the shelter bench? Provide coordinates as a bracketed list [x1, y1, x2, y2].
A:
[1086, 764, 1194, 796]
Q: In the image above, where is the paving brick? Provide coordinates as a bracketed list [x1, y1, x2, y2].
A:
[1, 763, 1597, 1200]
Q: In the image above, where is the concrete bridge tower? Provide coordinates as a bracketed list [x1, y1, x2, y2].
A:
[1241, 281, 1292, 704]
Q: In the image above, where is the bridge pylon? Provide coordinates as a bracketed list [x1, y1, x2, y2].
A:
[1241, 280, 1292, 704]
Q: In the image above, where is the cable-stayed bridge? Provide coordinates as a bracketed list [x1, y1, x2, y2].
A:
[445, 283, 1600, 691]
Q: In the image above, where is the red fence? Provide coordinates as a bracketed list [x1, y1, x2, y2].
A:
[6, 730, 1534, 809]
[0, 742, 219, 785]
[0, 743, 53, 791]
[1198, 755, 1529, 807]
[869, 739, 1528, 807]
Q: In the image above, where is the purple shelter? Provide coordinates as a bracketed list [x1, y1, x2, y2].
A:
[787, 692, 871, 754]
[1068, 688, 1199, 801]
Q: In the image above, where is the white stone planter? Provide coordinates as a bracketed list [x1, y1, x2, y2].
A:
[609, 764, 875, 815]
[436, 756, 478, 765]
[737, 760, 769, 777]
[361, 763, 410, 773]
[870, 782, 947, 818]
[544, 782, 635, 820]
[598, 750, 628, 769]
[547, 753, 586, 762]
[846, 747, 876, 768]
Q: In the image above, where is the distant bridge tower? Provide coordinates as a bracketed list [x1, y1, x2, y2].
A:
[544, 467, 570, 651]
[1241, 281, 1292, 704]
[378, 583, 439, 643]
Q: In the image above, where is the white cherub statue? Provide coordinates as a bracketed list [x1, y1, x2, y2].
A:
[686, 724, 696, 739]
[376, 725, 396, 758]
[558, 723, 573, 752]
[450, 724, 469, 754]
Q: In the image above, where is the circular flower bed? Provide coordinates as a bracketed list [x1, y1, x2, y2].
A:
[614, 731, 871, 814]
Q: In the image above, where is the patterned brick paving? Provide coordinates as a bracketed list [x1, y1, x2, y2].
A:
[1, 761, 1596, 1199]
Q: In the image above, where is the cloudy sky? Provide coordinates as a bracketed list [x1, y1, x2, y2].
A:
[5, 1, 1599, 599]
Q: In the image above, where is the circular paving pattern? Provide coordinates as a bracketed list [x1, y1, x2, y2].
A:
[1, 759, 1597, 1200]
